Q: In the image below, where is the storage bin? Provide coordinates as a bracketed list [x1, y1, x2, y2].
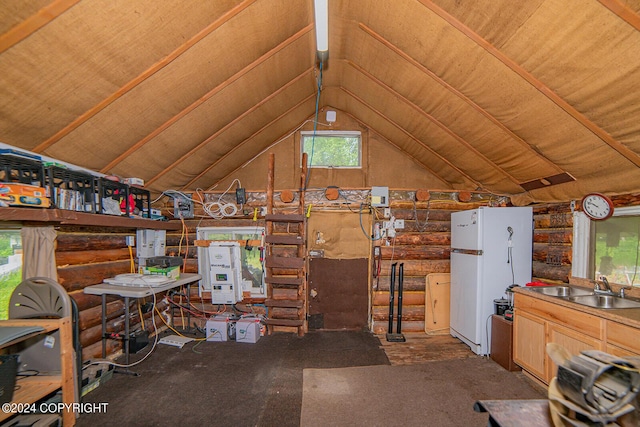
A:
[0, 154, 45, 187]
[45, 166, 98, 212]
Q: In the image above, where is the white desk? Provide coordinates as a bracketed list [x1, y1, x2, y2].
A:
[84, 273, 201, 366]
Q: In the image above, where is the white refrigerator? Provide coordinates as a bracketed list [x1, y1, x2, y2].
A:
[449, 207, 533, 355]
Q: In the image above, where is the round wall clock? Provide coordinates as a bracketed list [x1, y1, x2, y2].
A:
[581, 193, 614, 221]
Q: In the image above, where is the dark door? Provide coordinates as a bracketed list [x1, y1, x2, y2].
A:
[307, 257, 368, 330]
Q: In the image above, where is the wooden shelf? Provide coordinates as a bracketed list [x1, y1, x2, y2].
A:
[10, 375, 62, 408]
[0, 207, 179, 230]
[0, 318, 75, 425]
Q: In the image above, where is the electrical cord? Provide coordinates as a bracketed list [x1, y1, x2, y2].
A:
[412, 198, 430, 232]
[85, 288, 160, 370]
[304, 61, 324, 190]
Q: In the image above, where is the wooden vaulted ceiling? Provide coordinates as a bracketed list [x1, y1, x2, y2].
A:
[1, 0, 640, 205]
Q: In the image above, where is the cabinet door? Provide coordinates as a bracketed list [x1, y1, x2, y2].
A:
[513, 310, 546, 382]
[547, 323, 603, 382]
[606, 343, 640, 358]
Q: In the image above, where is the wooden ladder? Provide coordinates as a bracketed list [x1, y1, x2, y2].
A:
[263, 153, 307, 336]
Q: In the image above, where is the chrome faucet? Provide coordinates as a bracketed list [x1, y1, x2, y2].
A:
[594, 276, 615, 295]
[619, 286, 632, 298]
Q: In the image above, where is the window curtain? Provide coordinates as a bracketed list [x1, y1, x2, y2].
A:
[21, 226, 57, 280]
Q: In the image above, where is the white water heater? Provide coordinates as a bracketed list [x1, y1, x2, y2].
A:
[203, 243, 243, 304]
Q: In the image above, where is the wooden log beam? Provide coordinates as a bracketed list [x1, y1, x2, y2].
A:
[534, 229, 573, 244]
[56, 232, 131, 251]
[371, 320, 424, 334]
[57, 260, 131, 291]
[533, 243, 572, 265]
[532, 261, 570, 283]
[385, 208, 453, 221]
[56, 248, 133, 266]
[380, 246, 450, 260]
[374, 276, 426, 292]
[391, 233, 451, 246]
[372, 305, 425, 321]
[372, 291, 425, 306]
[78, 300, 125, 332]
[378, 260, 449, 276]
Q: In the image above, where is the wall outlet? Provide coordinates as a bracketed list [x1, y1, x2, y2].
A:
[125, 235, 135, 246]
[394, 219, 405, 229]
[384, 208, 391, 218]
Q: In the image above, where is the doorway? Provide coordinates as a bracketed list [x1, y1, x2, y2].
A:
[306, 210, 371, 330]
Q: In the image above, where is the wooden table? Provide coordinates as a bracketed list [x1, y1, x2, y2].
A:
[474, 400, 553, 427]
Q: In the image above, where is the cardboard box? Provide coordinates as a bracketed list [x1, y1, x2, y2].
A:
[236, 318, 261, 344]
[0, 183, 50, 208]
[124, 177, 144, 187]
[140, 265, 180, 279]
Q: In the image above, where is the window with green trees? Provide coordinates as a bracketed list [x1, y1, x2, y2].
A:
[592, 214, 640, 286]
[301, 131, 361, 168]
[0, 230, 22, 319]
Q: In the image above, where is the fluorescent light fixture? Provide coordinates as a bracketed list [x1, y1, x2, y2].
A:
[314, 0, 329, 54]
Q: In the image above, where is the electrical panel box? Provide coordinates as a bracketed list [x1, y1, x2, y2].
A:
[371, 186, 389, 207]
[136, 229, 166, 263]
[173, 194, 194, 219]
[203, 243, 243, 304]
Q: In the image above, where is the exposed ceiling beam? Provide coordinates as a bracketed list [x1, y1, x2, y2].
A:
[417, 0, 640, 169]
[0, 0, 80, 54]
[347, 112, 451, 189]
[340, 86, 482, 189]
[205, 106, 452, 192]
[185, 94, 317, 191]
[102, 22, 313, 174]
[358, 23, 564, 175]
[33, 0, 256, 153]
[345, 59, 522, 186]
[598, 0, 640, 31]
[146, 69, 314, 187]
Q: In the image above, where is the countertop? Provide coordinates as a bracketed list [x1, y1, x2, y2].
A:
[513, 285, 640, 328]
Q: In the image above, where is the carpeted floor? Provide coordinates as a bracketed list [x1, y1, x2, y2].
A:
[76, 330, 390, 426]
[300, 358, 546, 427]
[75, 331, 544, 426]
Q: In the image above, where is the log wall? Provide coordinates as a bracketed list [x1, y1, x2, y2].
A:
[54, 191, 640, 361]
[370, 199, 577, 334]
[54, 226, 176, 360]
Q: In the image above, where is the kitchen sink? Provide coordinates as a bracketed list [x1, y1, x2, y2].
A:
[527, 285, 594, 297]
[567, 294, 640, 309]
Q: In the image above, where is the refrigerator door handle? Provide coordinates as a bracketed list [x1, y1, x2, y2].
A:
[452, 248, 483, 256]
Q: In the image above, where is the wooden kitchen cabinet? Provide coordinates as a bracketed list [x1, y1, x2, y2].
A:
[513, 292, 604, 384]
[546, 322, 603, 381]
[513, 309, 546, 380]
[606, 320, 640, 357]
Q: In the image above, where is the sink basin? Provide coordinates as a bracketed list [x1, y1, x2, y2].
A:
[528, 285, 594, 297]
[567, 294, 640, 309]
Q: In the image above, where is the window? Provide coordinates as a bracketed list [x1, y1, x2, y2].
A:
[301, 131, 361, 168]
[0, 229, 22, 319]
[573, 207, 640, 286]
